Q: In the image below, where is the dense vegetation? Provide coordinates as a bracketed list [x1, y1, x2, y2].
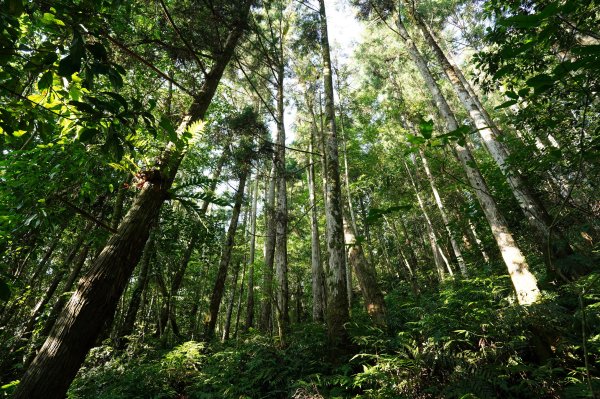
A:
[0, 0, 598, 397]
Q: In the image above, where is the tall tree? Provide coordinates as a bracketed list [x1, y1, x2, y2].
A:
[13, 3, 253, 397]
[317, 0, 350, 347]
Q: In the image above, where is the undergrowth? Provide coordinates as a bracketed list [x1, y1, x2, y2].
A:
[67, 272, 600, 399]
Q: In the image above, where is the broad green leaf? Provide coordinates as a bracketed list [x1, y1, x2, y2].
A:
[79, 128, 100, 142]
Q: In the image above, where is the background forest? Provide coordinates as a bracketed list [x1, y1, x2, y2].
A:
[0, 0, 599, 398]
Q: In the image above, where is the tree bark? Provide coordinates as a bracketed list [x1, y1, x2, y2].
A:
[204, 164, 249, 340]
[343, 218, 386, 327]
[14, 6, 251, 396]
[274, 60, 289, 337]
[394, 15, 540, 304]
[307, 137, 326, 323]
[419, 149, 468, 276]
[318, 0, 349, 348]
[259, 163, 276, 333]
[406, 9, 573, 277]
[244, 177, 259, 331]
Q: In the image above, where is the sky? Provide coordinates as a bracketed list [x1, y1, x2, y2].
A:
[325, 0, 365, 65]
[283, 0, 365, 143]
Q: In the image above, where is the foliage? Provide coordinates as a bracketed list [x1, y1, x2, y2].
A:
[67, 272, 600, 398]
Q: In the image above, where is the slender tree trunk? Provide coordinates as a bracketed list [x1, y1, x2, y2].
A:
[222, 261, 240, 342]
[343, 218, 386, 327]
[205, 164, 249, 340]
[403, 158, 453, 279]
[233, 260, 246, 338]
[157, 232, 197, 337]
[22, 222, 92, 341]
[244, 178, 259, 331]
[318, 0, 349, 348]
[274, 62, 289, 337]
[419, 150, 468, 276]
[117, 233, 154, 346]
[406, 10, 573, 276]
[14, 8, 251, 396]
[394, 16, 540, 304]
[260, 163, 276, 333]
[308, 137, 326, 322]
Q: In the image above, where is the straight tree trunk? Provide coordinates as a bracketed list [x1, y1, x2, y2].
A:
[205, 164, 249, 340]
[343, 218, 386, 327]
[274, 61, 289, 337]
[403, 158, 453, 279]
[406, 9, 573, 276]
[307, 137, 326, 322]
[222, 261, 240, 342]
[157, 232, 197, 337]
[419, 150, 468, 276]
[259, 163, 277, 333]
[244, 178, 259, 331]
[13, 7, 251, 396]
[117, 233, 154, 345]
[318, 0, 349, 348]
[394, 16, 540, 304]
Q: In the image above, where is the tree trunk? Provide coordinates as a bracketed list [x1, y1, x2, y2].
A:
[222, 261, 240, 342]
[204, 165, 249, 340]
[403, 158, 453, 279]
[157, 232, 197, 338]
[244, 177, 259, 331]
[406, 10, 573, 277]
[274, 61, 289, 337]
[419, 150, 468, 276]
[394, 16, 540, 304]
[13, 7, 251, 396]
[259, 163, 276, 333]
[318, 0, 349, 348]
[343, 218, 386, 327]
[117, 233, 154, 346]
[307, 137, 326, 323]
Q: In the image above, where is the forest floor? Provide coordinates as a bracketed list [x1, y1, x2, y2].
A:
[63, 271, 600, 399]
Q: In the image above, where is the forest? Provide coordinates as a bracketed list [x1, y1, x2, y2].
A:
[0, 0, 599, 397]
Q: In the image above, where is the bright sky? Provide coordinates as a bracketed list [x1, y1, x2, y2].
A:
[325, 0, 364, 65]
[283, 0, 364, 143]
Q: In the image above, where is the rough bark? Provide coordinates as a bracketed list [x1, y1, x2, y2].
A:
[14, 7, 251, 396]
[318, 0, 349, 347]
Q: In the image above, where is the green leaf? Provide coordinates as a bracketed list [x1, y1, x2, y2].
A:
[69, 100, 95, 114]
[366, 205, 411, 224]
[418, 118, 434, 139]
[58, 54, 82, 78]
[160, 116, 177, 142]
[87, 43, 108, 61]
[495, 100, 517, 110]
[79, 128, 100, 142]
[526, 74, 553, 89]
[37, 71, 53, 90]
